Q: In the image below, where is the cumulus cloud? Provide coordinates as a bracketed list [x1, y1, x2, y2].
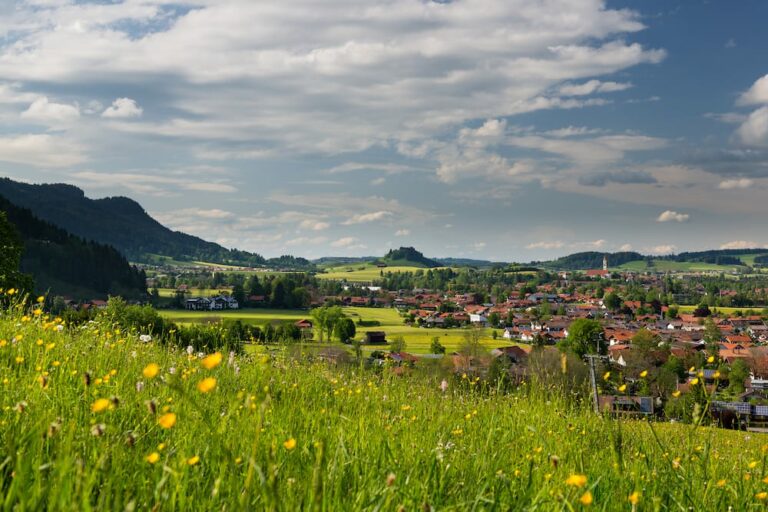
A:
[0, 134, 85, 167]
[102, 98, 143, 118]
[559, 80, 632, 96]
[656, 210, 689, 223]
[578, 169, 657, 187]
[720, 240, 763, 250]
[719, 178, 754, 189]
[736, 106, 768, 147]
[618, 244, 633, 252]
[738, 74, 768, 106]
[330, 236, 366, 250]
[525, 241, 565, 250]
[299, 220, 330, 231]
[395, 229, 410, 237]
[0, 0, 663, 161]
[20, 96, 79, 125]
[342, 211, 393, 225]
[647, 244, 676, 255]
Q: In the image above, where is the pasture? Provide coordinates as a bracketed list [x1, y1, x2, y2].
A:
[316, 264, 452, 282]
[160, 306, 512, 354]
[617, 260, 742, 272]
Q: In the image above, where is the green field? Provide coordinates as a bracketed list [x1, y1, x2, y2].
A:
[2, 299, 766, 509]
[160, 306, 511, 354]
[316, 263, 452, 282]
[677, 305, 768, 315]
[617, 260, 742, 272]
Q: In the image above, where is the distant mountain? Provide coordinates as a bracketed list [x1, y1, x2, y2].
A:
[378, 247, 441, 268]
[0, 195, 146, 299]
[0, 178, 266, 266]
[537, 249, 764, 270]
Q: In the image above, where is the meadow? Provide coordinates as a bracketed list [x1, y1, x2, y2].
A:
[617, 260, 742, 272]
[3, 296, 768, 510]
[316, 264, 452, 282]
[160, 306, 512, 354]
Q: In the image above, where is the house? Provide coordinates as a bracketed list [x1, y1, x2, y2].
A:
[186, 297, 212, 310]
[365, 331, 387, 344]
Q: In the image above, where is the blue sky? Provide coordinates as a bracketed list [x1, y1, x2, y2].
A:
[1, 0, 767, 261]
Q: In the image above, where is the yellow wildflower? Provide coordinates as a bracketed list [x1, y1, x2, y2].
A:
[143, 363, 160, 379]
[146, 452, 160, 464]
[618, 384, 627, 392]
[283, 438, 297, 450]
[603, 371, 610, 381]
[690, 378, 699, 385]
[672, 390, 681, 398]
[565, 474, 588, 487]
[201, 352, 222, 369]
[187, 455, 200, 466]
[158, 412, 177, 429]
[639, 370, 648, 378]
[197, 377, 217, 393]
[757, 492, 768, 501]
[628, 491, 640, 505]
[579, 491, 593, 506]
[91, 398, 111, 413]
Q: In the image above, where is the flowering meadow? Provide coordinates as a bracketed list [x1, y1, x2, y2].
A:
[2, 295, 768, 510]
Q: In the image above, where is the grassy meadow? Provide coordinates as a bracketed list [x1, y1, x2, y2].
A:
[160, 306, 512, 354]
[3, 297, 768, 510]
[316, 264, 452, 282]
[616, 260, 742, 272]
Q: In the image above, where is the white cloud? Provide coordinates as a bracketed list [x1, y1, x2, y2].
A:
[299, 220, 330, 231]
[647, 244, 676, 255]
[331, 236, 366, 250]
[473, 242, 487, 251]
[720, 240, 763, 250]
[71, 171, 236, 196]
[719, 178, 753, 189]
[342, 211, 393, 225]
[559, 80, 632, 96]
[184, 182, 237, 193]
[525, 241, 564, 250]
[736, 106, 768, 147]
[738, 74, 768, 106]
[656, 210, 689, 223]
[618, 244, 633, 252]
[102, 98, 143, 118]
[0, 134, 85, 167]
[0, 0, 663, 159]
[20, 96, 80, 125]
[285, 236, 327, 247]
[395, 229, 410, 237]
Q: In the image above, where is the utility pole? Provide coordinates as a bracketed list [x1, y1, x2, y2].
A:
[584, 354, 602, 414]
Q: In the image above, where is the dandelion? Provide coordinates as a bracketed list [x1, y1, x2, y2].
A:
[158, 412, 177, 429]
[197, 377, 217, 393]
[707, 355, 715, 363]
[143, 363, 160, 379]
[690, 378, 699, 385]
[618, 384, 627, 392]
[757, 492, 768, 501]
[749, 460, 758, 469]
[36, 296, 45, 303]
[202, 352, 223, 369]
[639, 370, 648, 378]
[91, 398, 111, 413]
[628, 491, 640, 504]
[579, 491, 593, 506]
[603, 371, 610, 381]
[187, 455, 200, 466]
[672, 390, 681, 398]
[565, 474, 588, 488]
[716, 479, 727, 487]
[713, 370, 721, 379]
[146, 452, 160, 464]
[283, 438, 297, 450]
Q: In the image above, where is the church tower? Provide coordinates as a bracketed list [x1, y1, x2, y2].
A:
[602, 255, 608, 271]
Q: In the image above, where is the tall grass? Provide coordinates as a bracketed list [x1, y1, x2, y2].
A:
[1, 295, 766, 510]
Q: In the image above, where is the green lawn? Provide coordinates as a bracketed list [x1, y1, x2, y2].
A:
[677, 305, 767, 315]
[160, 306, 513, 354]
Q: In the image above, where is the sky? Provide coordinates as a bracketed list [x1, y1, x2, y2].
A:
[1, 0, 768, 262]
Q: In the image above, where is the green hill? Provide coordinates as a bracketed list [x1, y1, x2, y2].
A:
[0, 195, 146, 299]
[378, 247, 441, 268]
[0, 178, 266, 266]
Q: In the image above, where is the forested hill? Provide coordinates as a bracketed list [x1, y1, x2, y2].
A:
[0, 195, 147, 299]
[0, 178, 266, 266]
[379, 247, 441, 268]
[539, 251, 644, 270]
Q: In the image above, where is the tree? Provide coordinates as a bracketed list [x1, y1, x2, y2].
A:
[487, 312, 501, 328]
[631, 328, 661, 356]
[692, 303, 711, 318]
[703, 318, 722, 359]
[603, 292, 621, 311]
[458, 327, 486, 358]
[561, 318, 604, 357]
[333, 317, 356, 343]
[429, 336, 446, 355]
[0, 212, 32, 292]
[389, 335, 407, 353]
[232, 284, 246, 305]
[728, 359, 750, 395]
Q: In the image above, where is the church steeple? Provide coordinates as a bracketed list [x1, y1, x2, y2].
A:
[602, 255, 608, 271]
